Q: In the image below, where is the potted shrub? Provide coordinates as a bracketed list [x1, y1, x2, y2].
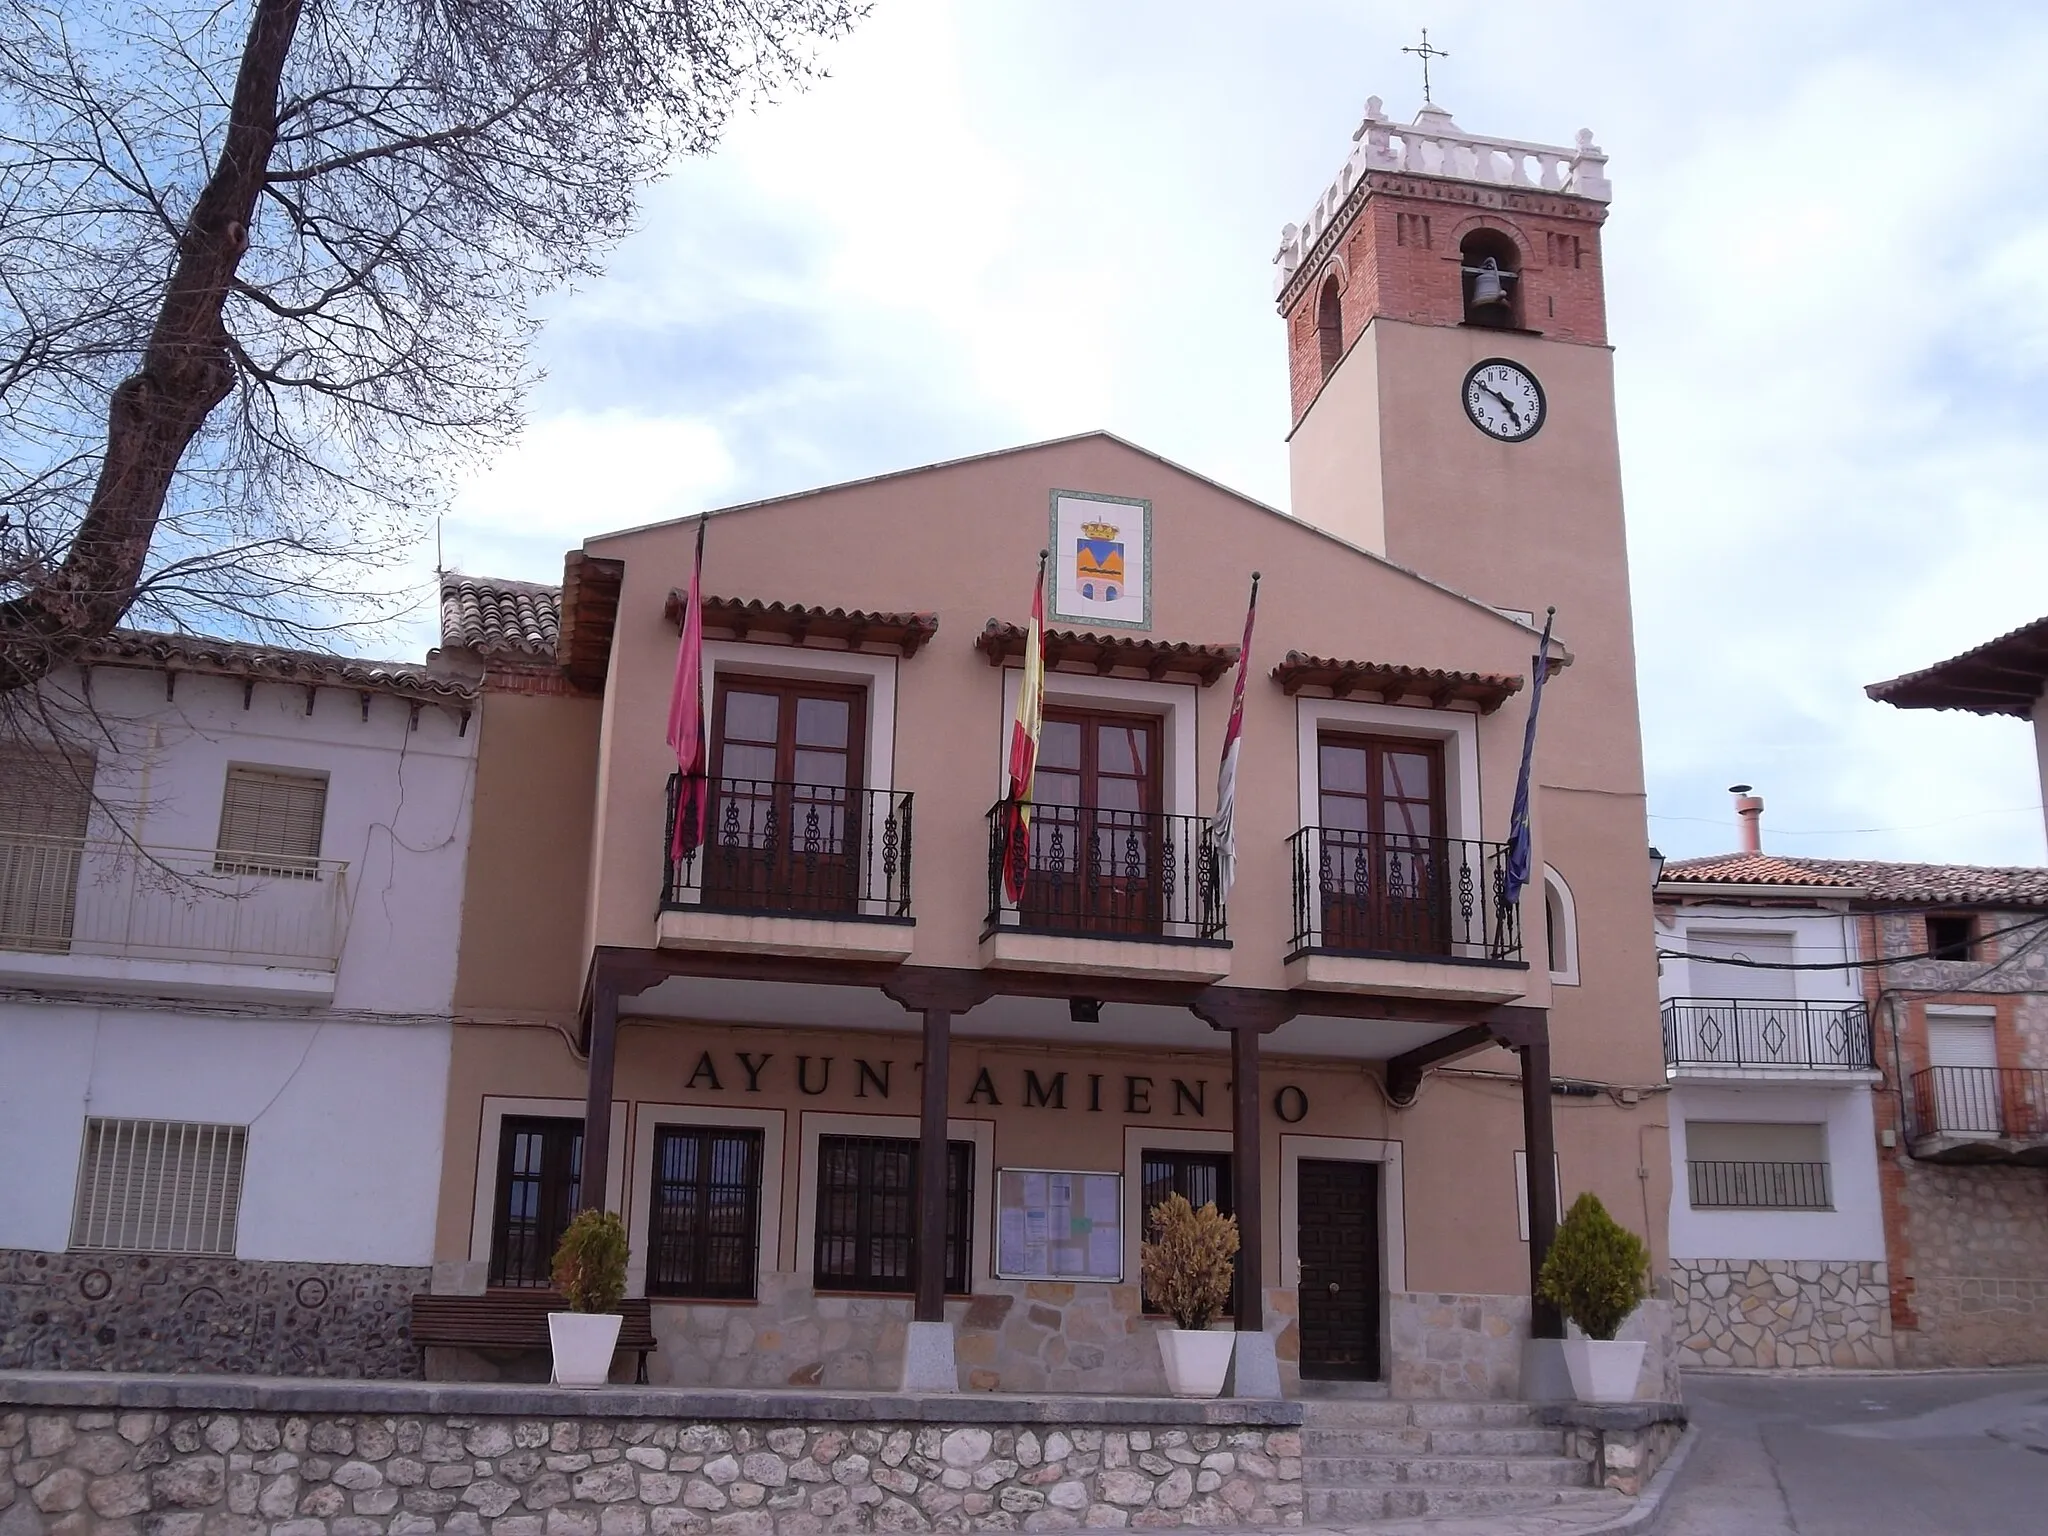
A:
[1139, 1192, 1241, 1397]
[1537, 1192, 1651, 1403]
[548, 1209, 629, 1387]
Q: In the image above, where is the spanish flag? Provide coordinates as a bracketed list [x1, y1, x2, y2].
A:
[1002, 551, 1048, 902]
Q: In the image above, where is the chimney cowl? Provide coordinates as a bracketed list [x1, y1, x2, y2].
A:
[1729, 783, 1763, 855]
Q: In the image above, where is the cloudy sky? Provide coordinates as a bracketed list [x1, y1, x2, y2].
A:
[437, 0, 2048, 868]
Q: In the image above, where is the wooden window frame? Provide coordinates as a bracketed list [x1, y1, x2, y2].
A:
[710, 674, 867, 793]
[487, 1115, 583, 1290]
[812, 1134, 972, 1296]
[645, 1125, 764, 1301]
[215, 765, 329, 879]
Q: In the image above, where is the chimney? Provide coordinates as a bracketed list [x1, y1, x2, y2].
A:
[1729, 783, 1763, 854]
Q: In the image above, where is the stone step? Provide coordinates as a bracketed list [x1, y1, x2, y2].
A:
[1302, 1424, 1435, 1456]
[1408, 1400, 1550, 1428]
[1299, 1399, 1416, 1430]
[1306, 1484, 1614, 1522]
[1304, 1453, 1591, 1488]
[1424, 1427, 1570, 1456]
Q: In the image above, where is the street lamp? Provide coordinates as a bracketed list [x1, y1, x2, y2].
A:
[1648, 845, 1666, 888]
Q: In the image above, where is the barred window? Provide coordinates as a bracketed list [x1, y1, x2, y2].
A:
[1141, 1148, 1234, 1316]
[814, 1135, 971, 1294]
[647, 1126, 763, 1299]
[489, 1116, 583, 1288]
[216, 766, 328, 877]
[0, 744, 93, 952]
[70, 1119, 246, 1255]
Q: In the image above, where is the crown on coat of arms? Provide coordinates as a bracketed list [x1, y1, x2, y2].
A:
[1080, 521, 1120, 541]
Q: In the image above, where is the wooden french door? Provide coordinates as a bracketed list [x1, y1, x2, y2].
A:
[707, 678, 865, 913]
[488, 1116, 583, 1289]
[1297, 1159, 1381, 1380]
[1027, 709, 1161, 933]
[1317, 734, 1447, 955]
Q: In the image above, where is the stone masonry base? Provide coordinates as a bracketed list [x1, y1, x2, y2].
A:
[1669, 1259, 1893, 1369]
[0, 1376, 1303, 1535]
[0, 1251, 426, 1379]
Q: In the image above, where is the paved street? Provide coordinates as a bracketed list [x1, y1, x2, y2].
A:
[1661, 1369, 2048, 1536]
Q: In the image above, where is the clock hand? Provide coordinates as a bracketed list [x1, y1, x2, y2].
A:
[1482, 385, 1523, 430]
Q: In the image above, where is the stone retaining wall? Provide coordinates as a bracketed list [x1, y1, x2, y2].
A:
[0, 1251, 425, 1379]
[1669, 1260, 1893, 1369]
[1386, 1293, 1679, 1401]
[0, 1379, 1303, 1536]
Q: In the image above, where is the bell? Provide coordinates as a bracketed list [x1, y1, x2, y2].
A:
[1470, 257, 1511, 309]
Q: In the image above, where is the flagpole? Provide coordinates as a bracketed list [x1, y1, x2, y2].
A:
[1212, 571, 1260, 921]
[1498, 605, 1555, 954]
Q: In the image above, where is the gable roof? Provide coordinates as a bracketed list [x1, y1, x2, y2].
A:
[1662, 852, 2048, 908]
[1866, 614, 2048, 717]
[87, 629, 476, 704]
[439, 573, 561, 661]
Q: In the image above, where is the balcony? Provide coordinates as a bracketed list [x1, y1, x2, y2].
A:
[1686, 1159, 1831, 1210]
[1907, 1066, 2048, 1164]
[0, 833, 348, 1001]
[1661, 999, 1875, 1078]
[656, 775, 914, 962]
[1283, 829, 1527, 1003]
[980, 800, 1230, 982]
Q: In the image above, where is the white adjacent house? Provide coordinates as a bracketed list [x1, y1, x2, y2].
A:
[1655, 821, 1893, 1369]
[0, 630, 478, 1376]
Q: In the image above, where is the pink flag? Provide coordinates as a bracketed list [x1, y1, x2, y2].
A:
[1213, 572, 1260, 902]
[1001, 552, 1048, 903]
[667, 519, 709, 863]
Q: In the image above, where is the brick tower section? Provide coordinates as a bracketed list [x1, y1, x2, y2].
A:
[1278, 176, 1611, 428]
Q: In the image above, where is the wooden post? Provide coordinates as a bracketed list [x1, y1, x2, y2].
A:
[1520, 1036, 1562, 1337]
[580, 973, 620, 1214]
[1230, 1022, 1263, 1331]
[915, 1003, 953, 1323]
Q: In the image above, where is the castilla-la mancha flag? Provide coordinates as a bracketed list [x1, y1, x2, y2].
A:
[666, 518, 709, 864]
[1001, 552, 1049, 902]
[1213, 572, 1260, 902]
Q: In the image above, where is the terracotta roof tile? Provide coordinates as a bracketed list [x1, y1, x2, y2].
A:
[440, 573, 561, 659]
[976, 621, 1237, 685]
[1662, 852, 2048, 907]
[1270, 652, 1541, 714]
[1865, 613, 2048, 718]
[88, 630, 477, 703]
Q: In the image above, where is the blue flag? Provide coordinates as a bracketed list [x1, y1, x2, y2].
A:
[1502, 608, 1556, 909]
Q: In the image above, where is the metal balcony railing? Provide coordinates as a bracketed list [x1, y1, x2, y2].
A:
[1687, 1160, 1832, 1210]
[1909, 1066, 2048, 1140]
[0, 833, 348, 970]
[1661, 999, 1873, 1071]
[985, 800, 1224, 940]
[1287, 829, 1519, 962]
[662, 774, 912, 920]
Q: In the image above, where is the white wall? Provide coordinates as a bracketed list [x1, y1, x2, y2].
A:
[1665, 1080, 1885, 1263]
[0, 1002, 450, 1263]
[59, 666, 477, 1013]
[1654, 901, 1861, 1006]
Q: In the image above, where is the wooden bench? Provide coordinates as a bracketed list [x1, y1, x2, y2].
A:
[409, 1292, 658, 1383]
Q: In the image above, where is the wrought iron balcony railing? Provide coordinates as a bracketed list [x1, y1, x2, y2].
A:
[663, 774, 912, 920]
[1287, 829, 1519, 962]
[1661, 999, 1873, 1071]
[985, 800, 1224, 940]
[1909, 1066, 2048, 1141]
[0, 832, 348, 970]
[1687, 1160, 1831, 1210]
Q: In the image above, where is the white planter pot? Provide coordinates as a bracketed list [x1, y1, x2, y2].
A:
[1157, 1328, 1236, 1398]
[1560, 1337, 1644, 1403]
[548, 1312, 623, 1387]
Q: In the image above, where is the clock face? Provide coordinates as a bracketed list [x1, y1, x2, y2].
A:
[1462, 358, 1546, 443]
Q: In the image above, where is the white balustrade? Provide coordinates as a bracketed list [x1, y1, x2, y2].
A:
[0, 833, 349, 971]
[1274, 98, 1611, 296]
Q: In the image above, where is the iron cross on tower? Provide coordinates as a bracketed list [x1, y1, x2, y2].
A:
[1402, 29, 1449, 104]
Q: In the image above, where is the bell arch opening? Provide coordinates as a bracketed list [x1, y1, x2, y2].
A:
[1460, 229, 1521, 330]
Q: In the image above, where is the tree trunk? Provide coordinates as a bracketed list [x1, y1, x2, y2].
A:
[0, 0, 304, 691]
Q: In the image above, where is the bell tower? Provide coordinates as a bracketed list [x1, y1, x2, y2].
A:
[1275, 93, 1639, 798]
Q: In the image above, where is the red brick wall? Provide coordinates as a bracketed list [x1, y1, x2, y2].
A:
[1279, 173, 1610, 425]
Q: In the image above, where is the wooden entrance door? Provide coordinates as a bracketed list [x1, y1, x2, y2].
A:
[1297, 1159, 1380, 1380]
[1028, 709, 1161, 933]
[707, 678, 865, 913]
[1317, 734, 1447, 955]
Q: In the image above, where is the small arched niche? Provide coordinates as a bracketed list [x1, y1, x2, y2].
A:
[1460, 228, 1521, 330]
[1316, 274, 1343, 379]
[1543, 864, 1579, 985]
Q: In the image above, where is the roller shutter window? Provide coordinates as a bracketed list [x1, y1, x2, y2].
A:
[1684, 1121, 1829, 1209]
[0, 745, 93, 951]
[70, 1118, 247, 1255]
[216, 766, 327, 877]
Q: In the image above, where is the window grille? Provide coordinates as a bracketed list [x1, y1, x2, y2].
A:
[813, 1135, 970, 1294]
[70, 1118, 246, 1255]
[1140, 1149, 1235, 1316]
[216, 767, 328, 877]
[488, 1116, 583, 1288]
[647, 1126, 763, 1299]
